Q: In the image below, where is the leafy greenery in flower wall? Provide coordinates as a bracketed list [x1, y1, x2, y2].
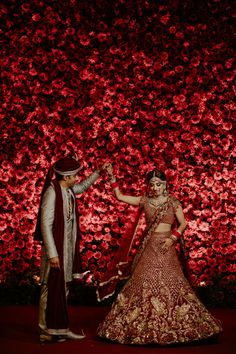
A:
[0, 0, 235, 306]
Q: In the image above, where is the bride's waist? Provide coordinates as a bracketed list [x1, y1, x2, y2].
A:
[153, 223, 172, 233]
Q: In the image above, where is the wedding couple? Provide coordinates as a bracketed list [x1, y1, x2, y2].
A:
[35, 156, 222, 345]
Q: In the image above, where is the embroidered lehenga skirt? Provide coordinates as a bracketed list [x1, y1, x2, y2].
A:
[97, 231, 222, 345]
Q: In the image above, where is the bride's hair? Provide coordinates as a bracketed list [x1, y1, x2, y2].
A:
[146, 170, 167, 183]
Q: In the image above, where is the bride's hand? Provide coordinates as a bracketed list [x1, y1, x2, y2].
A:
[97, 162, 110, 172]
[161, 238, 174, 253]
[106, 163, 113, 176]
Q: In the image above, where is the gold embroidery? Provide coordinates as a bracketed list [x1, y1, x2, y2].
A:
[176, 304, 191, 319]
[97, 223, 223, 345]
[151, 296, 165, 315]
[117, 293, 127, 307]
[126, 307, 141, 324]
[186, 292, 197, 302]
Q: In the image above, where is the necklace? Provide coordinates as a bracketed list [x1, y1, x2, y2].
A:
[148, 196, 168, 208]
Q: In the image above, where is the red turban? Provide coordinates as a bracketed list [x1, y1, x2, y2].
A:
[53, 157, 82, 175]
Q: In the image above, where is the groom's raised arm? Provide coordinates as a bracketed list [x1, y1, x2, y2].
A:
[72, 162, 110, 194]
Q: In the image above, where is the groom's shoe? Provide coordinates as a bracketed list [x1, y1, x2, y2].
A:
[40, 333, 66, 343]
[62, 330, 86, 340]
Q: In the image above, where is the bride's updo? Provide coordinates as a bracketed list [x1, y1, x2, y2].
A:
[146, 170, 167, 183]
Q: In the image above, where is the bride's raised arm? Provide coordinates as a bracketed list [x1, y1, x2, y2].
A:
[106, 164, 141, 206]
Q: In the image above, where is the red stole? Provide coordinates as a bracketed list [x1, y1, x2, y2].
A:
[46, 180, 68, 332]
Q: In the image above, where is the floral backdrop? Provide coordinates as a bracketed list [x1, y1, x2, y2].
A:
[0, 0, 235, 304]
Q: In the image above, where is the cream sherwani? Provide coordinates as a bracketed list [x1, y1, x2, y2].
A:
[39, 171, 99, 333]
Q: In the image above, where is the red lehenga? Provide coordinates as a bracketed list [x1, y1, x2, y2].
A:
[97, 195, 222, 345]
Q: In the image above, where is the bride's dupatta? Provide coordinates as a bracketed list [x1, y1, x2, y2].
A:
[96, 197, 172, 302]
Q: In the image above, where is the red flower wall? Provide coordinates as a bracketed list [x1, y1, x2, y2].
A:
[0, 0, 235, 290]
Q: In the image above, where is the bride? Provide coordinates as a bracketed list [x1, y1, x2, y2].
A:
[97, 165, 222, 345]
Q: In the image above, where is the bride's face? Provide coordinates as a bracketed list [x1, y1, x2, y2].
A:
[148, 178, 166, 197]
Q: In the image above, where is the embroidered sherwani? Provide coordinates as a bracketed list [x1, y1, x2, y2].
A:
[39, 171, 99, 334]
[97, 195, 222, 345]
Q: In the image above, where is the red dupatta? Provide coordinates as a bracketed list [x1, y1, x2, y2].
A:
[45, 180, 69, 333]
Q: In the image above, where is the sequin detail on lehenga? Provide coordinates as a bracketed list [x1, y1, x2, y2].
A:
[97, 197, 222, 345]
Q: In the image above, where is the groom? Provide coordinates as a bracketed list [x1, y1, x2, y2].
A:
[35, 156, 109, 342]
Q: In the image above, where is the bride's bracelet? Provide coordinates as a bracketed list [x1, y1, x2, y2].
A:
[171, 230, 181, 242]
[108, 174, 119, 189]
[111, 181, 119, 189]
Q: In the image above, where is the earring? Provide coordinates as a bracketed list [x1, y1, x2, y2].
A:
[163, 189, 168, 196]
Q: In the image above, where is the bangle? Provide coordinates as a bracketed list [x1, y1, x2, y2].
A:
[170, 235, 178, 242]
[111, 182, 119, 189]
[172, 230, 181, 239]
